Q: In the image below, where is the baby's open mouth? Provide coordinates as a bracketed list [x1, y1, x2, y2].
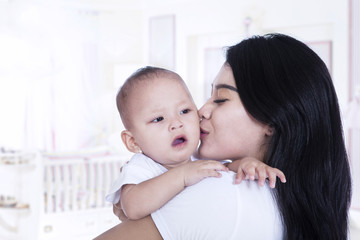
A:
[172, 136, 187, 146]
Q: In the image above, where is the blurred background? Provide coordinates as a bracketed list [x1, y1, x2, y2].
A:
[0, 0, 359, 239]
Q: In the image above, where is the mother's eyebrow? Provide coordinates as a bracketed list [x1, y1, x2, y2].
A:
[214, 84, 238, 92]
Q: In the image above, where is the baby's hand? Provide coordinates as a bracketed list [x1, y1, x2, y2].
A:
[227, 157, 286, 188]
[113, 201, 127, 222]
[181, 160, 228, 187]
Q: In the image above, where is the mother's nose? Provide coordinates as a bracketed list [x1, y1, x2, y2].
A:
[198, 102, 211, 120]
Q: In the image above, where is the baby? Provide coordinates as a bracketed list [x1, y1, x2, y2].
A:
[106, 66, 286, 220]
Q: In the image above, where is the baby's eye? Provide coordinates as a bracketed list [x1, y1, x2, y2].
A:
[180, 109, 190, 114]
[152, 116, 164, 123]
[213, 99, 228, 104]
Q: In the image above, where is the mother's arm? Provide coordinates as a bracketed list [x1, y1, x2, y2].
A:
[93, 215, 163, 240]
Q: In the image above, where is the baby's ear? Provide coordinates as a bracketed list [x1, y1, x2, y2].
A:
[121, 130, 142, 153]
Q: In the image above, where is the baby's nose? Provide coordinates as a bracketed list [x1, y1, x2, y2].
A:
[170, 119, 183, 131]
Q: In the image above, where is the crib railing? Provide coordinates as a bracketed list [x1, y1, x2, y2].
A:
[0, 151, 128, 240]
[42, 154, 126, 214]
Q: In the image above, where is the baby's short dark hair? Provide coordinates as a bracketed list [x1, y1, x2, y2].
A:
[116, 66, 184, 129]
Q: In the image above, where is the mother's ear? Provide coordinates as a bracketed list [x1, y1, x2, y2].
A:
[121, 130, 142, 153]
[264, 125, 274, 137]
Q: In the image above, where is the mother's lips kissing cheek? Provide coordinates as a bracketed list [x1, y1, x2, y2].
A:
[200, 128, 209, 140]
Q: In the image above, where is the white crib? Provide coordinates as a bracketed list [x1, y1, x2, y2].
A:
[0, 151, 128, 240]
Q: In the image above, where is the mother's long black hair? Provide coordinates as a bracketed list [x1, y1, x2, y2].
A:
[226, 33, 351, 239]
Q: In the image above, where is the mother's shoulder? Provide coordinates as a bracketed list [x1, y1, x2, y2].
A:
[152, 171, 281, 240]
[183, 170, 273, 199]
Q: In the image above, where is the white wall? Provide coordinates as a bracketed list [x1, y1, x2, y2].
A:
[139, 0, 349, 110]
[0, 0, 351, 150]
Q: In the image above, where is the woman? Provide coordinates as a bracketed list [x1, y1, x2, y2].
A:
[95, 33, 352, 240]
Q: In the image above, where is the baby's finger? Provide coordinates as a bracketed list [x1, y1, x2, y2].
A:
[245, 167, 256, 181]
[276, 170, 287, 183]
[201, 169, 222, 178]
[257, 167, 266, 186]
[206, 161, 229, 172]
[235, 170, 245, 184]
[269, 168, 286, 183]
[267, 170, 277, 188]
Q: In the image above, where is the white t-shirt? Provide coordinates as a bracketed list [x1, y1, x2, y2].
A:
[105, 153, 167, 204]
[106, 153, 283, 240]
[151, 171, 283, 240]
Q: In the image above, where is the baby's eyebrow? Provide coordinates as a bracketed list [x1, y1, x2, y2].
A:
[214, 84, 238, 92]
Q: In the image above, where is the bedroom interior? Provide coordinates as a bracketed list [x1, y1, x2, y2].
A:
[0, 0, 359, 239]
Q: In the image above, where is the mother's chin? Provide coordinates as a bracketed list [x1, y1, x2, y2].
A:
[196, 141, 221, 161]
[193, 141, 210, 160]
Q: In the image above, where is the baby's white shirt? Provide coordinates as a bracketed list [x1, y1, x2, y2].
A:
[105, 153, 167, 204]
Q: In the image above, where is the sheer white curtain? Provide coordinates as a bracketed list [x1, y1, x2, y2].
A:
[0, 4, 106, 152]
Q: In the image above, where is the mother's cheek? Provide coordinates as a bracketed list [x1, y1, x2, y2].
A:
[198, 139, 222, 160]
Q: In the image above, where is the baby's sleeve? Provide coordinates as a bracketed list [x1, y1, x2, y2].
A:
[105, 154, 165, 204]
